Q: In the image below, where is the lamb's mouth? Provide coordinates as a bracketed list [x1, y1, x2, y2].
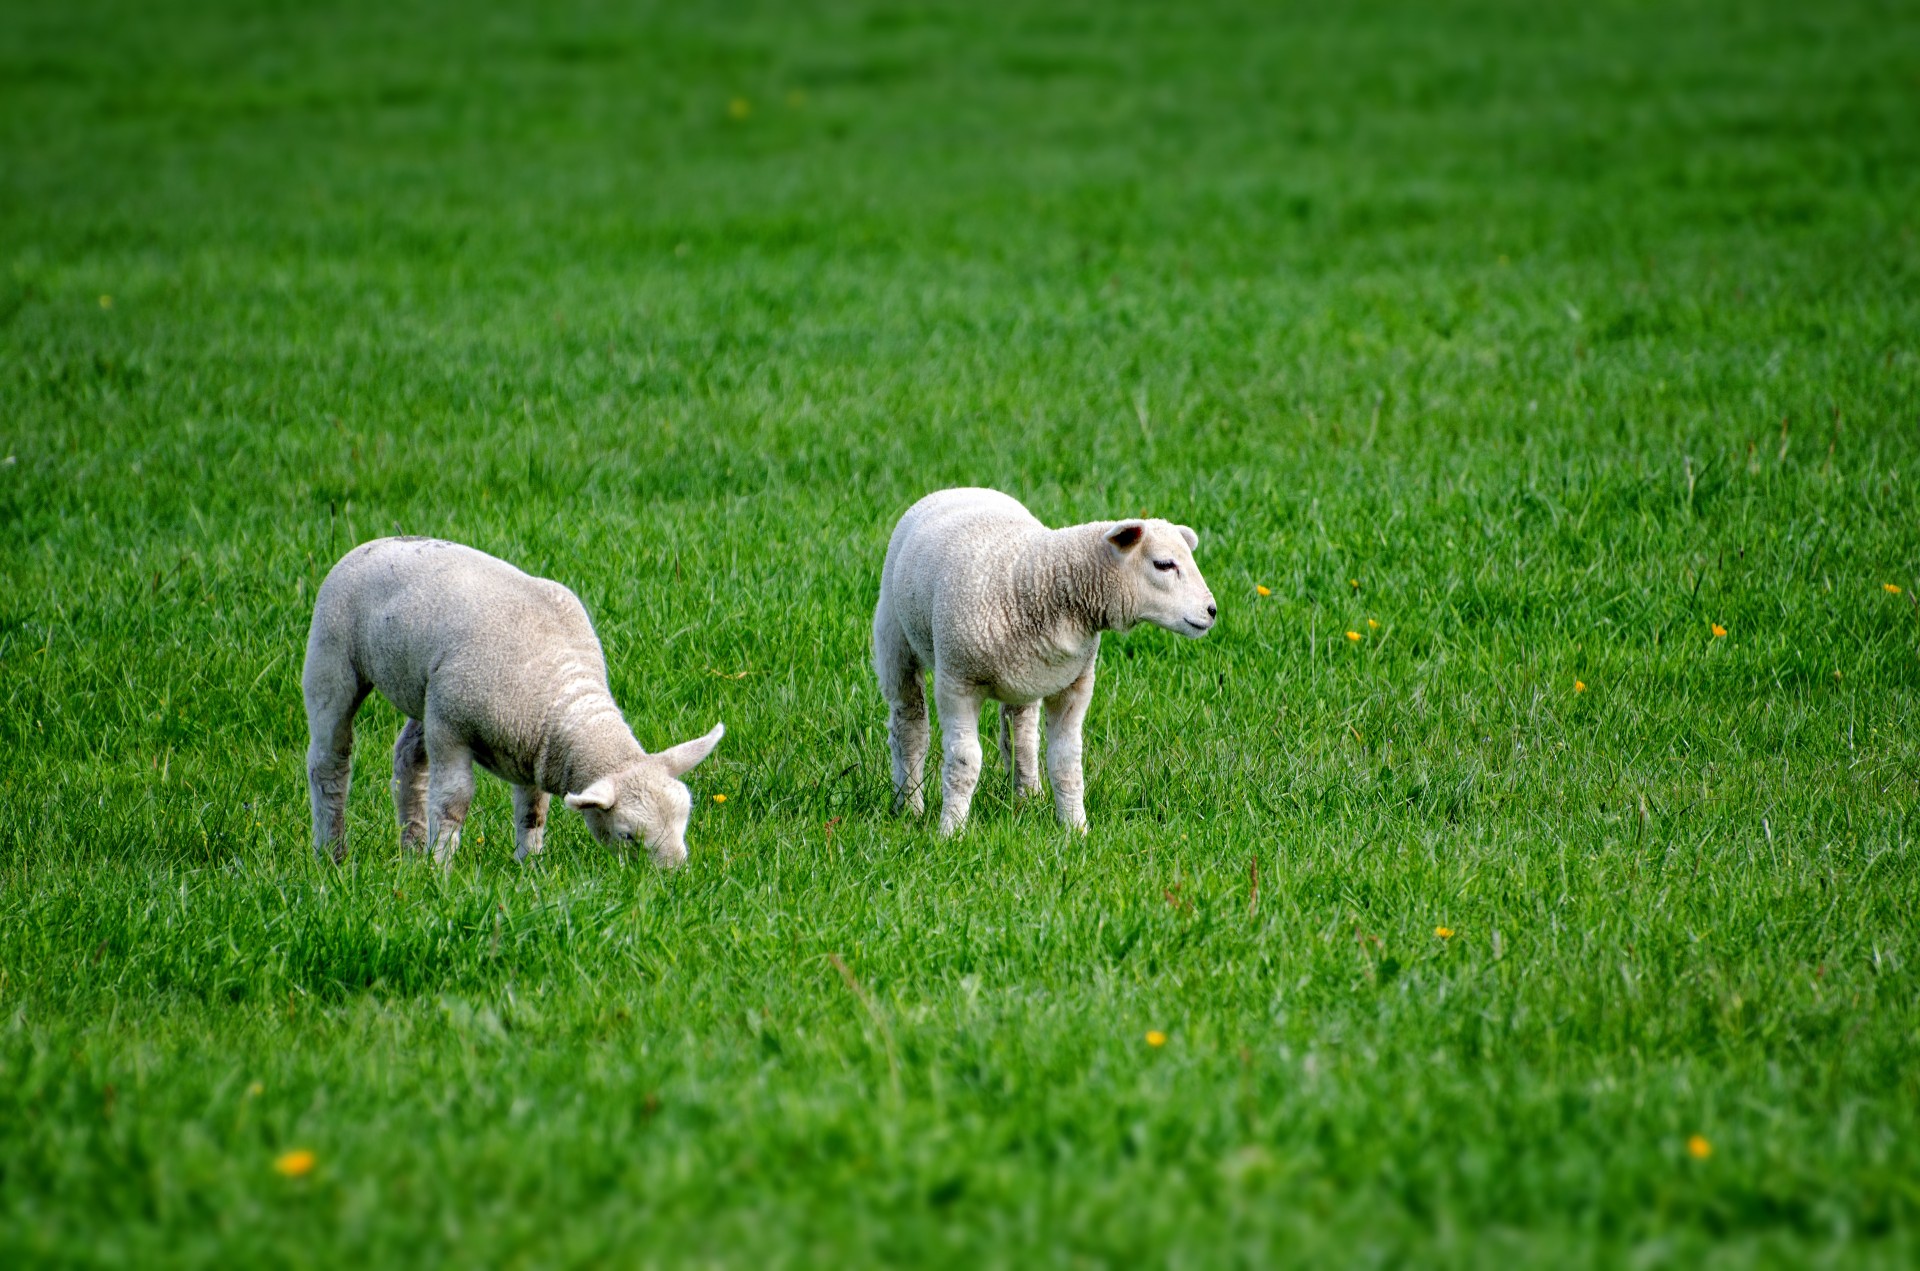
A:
[1185, 617, 1213, 632]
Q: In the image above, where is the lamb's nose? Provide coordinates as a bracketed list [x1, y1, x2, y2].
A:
[1207, 603, 1218, 619]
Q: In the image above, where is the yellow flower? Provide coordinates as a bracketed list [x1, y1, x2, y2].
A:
[1145, 1030, 1167, 1047]
[1885, 583, 1903, 594]
[728, 97, 751, 119]
[1366, 618, 1379, 629]
[1345, 630, 1361, 642]
[1574, 680, 1587, 693]
[712, 793, 727, 803]
[1349, 578, 1360, 590]
[246, 1081, 264, 1098]
[1687, 1134, 1712, 1160]
[1435, 926, 1454, 938]
[1256, 585, 1271, 597]
[274, 1149, 316, 1177]
[99, 295, 113, 309]
[1710, 623, 1727, 638]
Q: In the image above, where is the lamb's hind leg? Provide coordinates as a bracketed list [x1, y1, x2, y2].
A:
[392, 718, 430, 854]
[999, 703, 1043, 799]
[934, 674, 989, 836]
[874, 606, 930, 816]
[303, 646, 368, 864]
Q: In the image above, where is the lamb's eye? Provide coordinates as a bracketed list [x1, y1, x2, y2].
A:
[1153, 559, 1178, 572]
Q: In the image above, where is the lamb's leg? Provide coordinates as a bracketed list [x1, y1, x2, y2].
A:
[513, 785, 550, 862]
[874, 608, 930, 816]
[392, 718, 430, 854]
[999, 702, 1043, 799]
[934, 675, 988, 836]
[303, 648, 367, 864]
[1044, 663, 1098, 833]
[889, 681, 931, 817]
[423, 725, 477, 869]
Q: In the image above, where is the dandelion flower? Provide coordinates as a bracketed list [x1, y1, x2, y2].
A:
[712, 793, 727, 804]
[1885, 583, 1902, 594]
[1256, 585, 1271, 597]
[1145, 1030, 1167, 1047]
[1345, 630, 1361, 642]
[1435, 927, 1454, 938]
[728, 97, 751, 119]
[1349, 578, 1360, 590]
[274, 1149, 316, 1177]
[99, 295, 113, 309]
[246, 1081, 264, 1098]
[1710, 623, 1727, 638]
[1574, 680, 1587, 693]
[1687, 1134, 1712, 1160]
[1367, 618, 1379, 629]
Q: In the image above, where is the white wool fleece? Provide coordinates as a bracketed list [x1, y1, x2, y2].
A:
[871, 487, 1217, 835]
[302, 537, 723, 868]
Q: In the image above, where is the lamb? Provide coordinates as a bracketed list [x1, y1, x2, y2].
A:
[872, 488, 1217, 836]
[302, 537, 724, 869]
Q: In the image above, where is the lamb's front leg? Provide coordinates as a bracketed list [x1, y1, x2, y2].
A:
[423, 728, 477, 869]
[999, 702, 1043, 799]
[933, 675, 988, 836]
[1044, 663, 1097, 833]
[512, 785, 550, 862]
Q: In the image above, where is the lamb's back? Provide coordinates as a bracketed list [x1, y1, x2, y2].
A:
[317, 538, 600, 717]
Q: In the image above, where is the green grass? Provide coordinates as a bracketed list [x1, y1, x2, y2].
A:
[3, 0, 1919, 1263]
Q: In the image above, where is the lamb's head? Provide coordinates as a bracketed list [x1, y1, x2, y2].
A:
[1106, 519, 1217, 637]
[563, 723, 725, 868]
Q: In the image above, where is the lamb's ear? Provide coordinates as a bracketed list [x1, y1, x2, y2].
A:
[564, 777, 619, 811]
[1176, 525, 1199, 551]
[655, 722, 725, 778]
[1105, 522, 1145, 553]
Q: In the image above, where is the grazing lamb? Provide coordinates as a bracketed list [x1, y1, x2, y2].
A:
[303, 537, 724, 868]
[872, 488, 1216, 835]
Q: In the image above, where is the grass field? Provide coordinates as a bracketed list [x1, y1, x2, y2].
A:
[3, 0, 1919, 1264]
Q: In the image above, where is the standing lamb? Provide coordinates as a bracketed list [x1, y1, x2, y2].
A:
[873, 488, 1217, 836]
[303, 537, 724, 869]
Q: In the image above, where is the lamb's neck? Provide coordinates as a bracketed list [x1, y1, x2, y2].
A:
[553, 711, 646, 794]
[537, 671, 646, 795]
[1028, 524, 1133, 637]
